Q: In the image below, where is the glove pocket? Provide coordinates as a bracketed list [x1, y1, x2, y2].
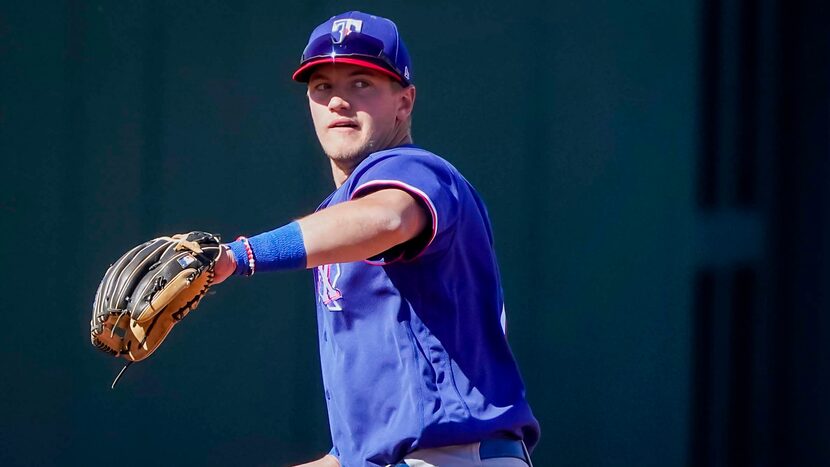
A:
[129, 251, 202, 323]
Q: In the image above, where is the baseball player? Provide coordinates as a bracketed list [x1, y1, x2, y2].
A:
[212, 11, 540, 467]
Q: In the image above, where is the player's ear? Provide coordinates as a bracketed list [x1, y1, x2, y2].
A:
[396, 85, 416, 122]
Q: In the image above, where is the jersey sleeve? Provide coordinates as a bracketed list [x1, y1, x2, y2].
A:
[348, 152, 460, 263]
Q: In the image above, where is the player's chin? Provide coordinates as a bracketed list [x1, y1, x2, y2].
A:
[326, 147, 367, 163]
[322, 137, 368, 159]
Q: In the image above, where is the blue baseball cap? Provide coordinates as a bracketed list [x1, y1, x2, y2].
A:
[293, 11, 413, 86]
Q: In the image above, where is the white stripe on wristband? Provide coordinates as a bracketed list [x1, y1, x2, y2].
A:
[235, 236, 256, 276]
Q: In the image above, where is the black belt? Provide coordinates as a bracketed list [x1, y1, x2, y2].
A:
[479, 438, 532, 464]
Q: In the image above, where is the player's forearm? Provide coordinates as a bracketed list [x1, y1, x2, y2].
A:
[298, 189, 426, 268]
[214, 189, 426, 282]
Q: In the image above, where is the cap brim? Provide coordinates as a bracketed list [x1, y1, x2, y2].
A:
[292, 57, 406, 85]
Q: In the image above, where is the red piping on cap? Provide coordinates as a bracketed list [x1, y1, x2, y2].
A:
[292, 57, 406, 84]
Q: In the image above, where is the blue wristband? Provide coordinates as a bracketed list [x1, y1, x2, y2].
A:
[228, 221, 307, 275]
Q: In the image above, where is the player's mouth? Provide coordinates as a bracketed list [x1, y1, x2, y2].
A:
[328, 118, 359, 130]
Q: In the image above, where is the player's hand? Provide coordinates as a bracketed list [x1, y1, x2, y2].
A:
[291, 454, 340, 467]
[211, 244, 237, 285]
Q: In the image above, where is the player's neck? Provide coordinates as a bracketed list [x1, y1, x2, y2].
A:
[330, 133, 413, 188]
[330, 161, 354, 188]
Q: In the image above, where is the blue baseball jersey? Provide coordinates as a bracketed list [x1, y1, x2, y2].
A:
[313, 145, 540, 466]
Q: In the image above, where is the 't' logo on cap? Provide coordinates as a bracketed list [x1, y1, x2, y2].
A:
[331, 19, 363, 44]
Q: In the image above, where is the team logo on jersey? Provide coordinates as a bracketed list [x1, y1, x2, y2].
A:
[317, 263, 343, 311]
[331, 19, 362, 44]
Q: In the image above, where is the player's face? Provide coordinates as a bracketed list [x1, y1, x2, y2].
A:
[307, 64, 413, 166]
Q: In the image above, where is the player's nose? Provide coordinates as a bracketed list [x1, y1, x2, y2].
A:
[328, 95, 350, 112]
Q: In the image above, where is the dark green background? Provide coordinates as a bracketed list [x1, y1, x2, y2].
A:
[1, 1, 827, 466]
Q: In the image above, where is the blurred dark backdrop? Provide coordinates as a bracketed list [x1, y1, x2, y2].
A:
[1, 1, 827, 466]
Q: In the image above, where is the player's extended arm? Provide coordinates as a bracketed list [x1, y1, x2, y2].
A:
[299, 188, 427, 268]
[213, 188, 427, 282]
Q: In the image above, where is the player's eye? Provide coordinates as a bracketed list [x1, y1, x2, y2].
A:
[354, 80, 370, 89]
[312, 82, 331, 92]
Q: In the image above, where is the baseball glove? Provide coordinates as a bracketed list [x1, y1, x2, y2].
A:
[91, 231, 222, 386]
